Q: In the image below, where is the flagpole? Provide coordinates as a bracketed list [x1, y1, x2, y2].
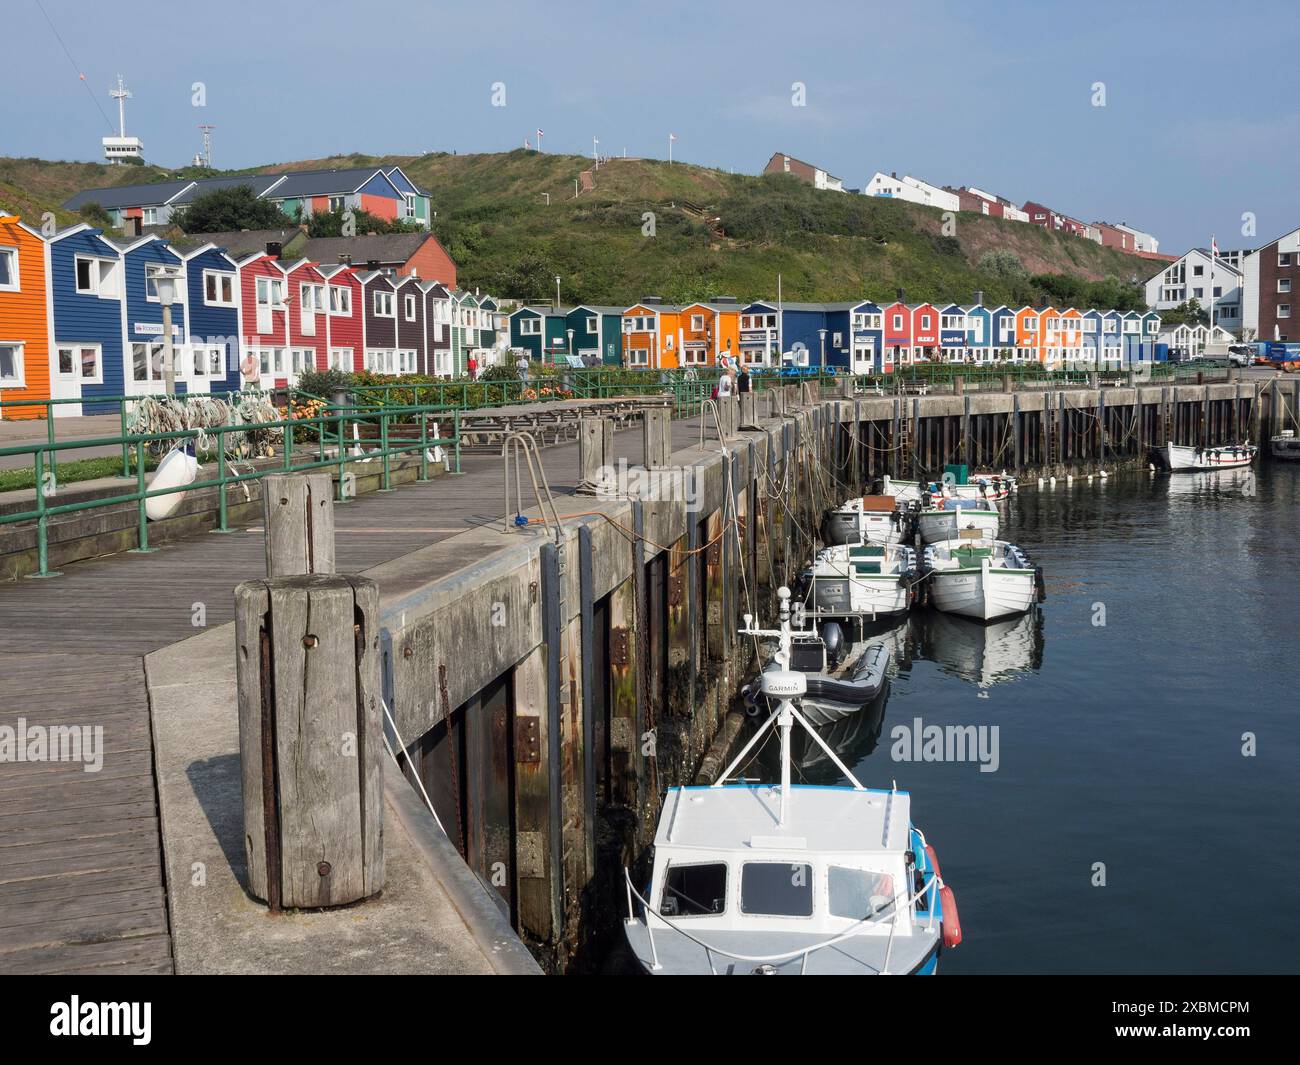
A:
[1209, 234, 1216, 346]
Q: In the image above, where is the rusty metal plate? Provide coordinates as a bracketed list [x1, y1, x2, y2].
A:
[515, 716, 541, 764]
[610, 627, 631, 667]
[667, 574, 684, 608]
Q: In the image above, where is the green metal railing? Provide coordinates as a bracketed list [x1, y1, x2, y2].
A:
[1, 402, 462, 579]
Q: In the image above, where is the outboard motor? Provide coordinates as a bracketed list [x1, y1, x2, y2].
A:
[821, 620, 845, 670]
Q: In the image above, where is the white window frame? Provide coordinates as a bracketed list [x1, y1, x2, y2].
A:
[56, 343, 104, 384]
[0, 341, 26, 386]
[373, 290, 395, 318]
[130, 341, 172, 383]
[586, 316, 598, 335]
[204, 270, 236, 307]
[1279, 304, 1291, 319]
[404, 294, 417, 321]
[684, 348, 707, 365]
[1279, 279, 1292, 294]
[520, 317, 541, 336]
[74, 255, 100, 295]
[628, 348, 649, 366]
[145, 263, 183, 303]
[141, 207, 158, 226]
[691, 314, 705, 331]
[329, 348, 353, 370]
[0, 247, 18, 292]
[328, 285, 352, 315]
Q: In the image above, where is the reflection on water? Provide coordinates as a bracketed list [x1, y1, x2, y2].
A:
[1159, 465, 1257, 500]
[912, 608, 1045, 690]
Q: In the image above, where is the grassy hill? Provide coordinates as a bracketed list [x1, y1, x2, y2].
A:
[0, 150, 1162, 310]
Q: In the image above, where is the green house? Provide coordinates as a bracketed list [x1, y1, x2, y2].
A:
[510, 306, 572, 362]
[568, 306, 625, 365]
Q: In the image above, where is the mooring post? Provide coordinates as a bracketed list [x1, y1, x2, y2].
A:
[953, 375, 964, 398]
[739, 390, 757, 428]
[718, 394, 738, 439]
[643, 407, 670, 468]
[262, 472, 335, 578]
[578, 416, 614, 489]
[839, 376, 855, 399]
[235, 574, 383, 911]
[1012, 393, 1022, 472]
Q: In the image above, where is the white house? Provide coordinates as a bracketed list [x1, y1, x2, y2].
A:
[863, 172, 960, 212]
[1113, 223, 1159, 254]
[1157, 323, 1236, 358]
[1145, 248, 1243, 333]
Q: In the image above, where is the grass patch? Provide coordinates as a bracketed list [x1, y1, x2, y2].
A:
[0, 454, 161, 493]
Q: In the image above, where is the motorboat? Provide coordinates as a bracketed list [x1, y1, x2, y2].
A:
[923, 537, 1043, 621]
[1152, 441, 1257, 471]
[916, 498, 1000, 545]
[803, 542, 917, 626]
[880, 471, 1014, 504]
[1270, 429, 1300, 461]
[821, 493, 910, 547]
[622, 588, 960, 975]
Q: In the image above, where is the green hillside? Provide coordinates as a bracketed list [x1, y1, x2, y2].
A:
[0, 150, 1163, 310]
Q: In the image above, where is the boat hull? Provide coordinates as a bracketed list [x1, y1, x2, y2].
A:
[1271, 435, 1300, 461]
[917, 508, 999, 545]
[929, 566, 1036, 621]
[1155, 442, 1257, 471]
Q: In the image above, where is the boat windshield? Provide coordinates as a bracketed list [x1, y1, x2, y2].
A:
[659, 862, 726, 917]
[740, 861, 814, 917]
[828, 866, 897, 920]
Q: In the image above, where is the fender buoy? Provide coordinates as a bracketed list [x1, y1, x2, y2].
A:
[940, 885, 962, 948]
[925, 844, 942, 881]
[145, 445, 199, 521]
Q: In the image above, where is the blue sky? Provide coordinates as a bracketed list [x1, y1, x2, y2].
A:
[10, 0, 1299, 253]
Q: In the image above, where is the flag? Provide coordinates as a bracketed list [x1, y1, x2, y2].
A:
[669, 133, 677, 141]
[537, 129, 544, 137]
[1211, 236, 1218, 258]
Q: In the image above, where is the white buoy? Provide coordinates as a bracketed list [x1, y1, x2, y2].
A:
[1049, 476, 1056, 487]
[1099, 469, 1109, 479]
[145, 446, 199, 521]
[1086, 474, 1093, 483]
[1148, 463, 1156, 471]
[1066, 474, 1073, 485]
[1037, 477, 1044, 488]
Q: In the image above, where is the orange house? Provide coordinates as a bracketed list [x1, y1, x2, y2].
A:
[621, 301, 683, 368]
[1037, 305, 1062, 365]
[1013, 306, 1043, 363]
[0, 215, 51, 420]
[679, 301, 743, 368]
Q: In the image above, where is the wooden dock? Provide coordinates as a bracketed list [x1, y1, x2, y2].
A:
[0, 416, 698, 974]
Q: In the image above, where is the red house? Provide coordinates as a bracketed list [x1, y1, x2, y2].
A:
[318, 264, 364, 372]
[882, 300, 912, 367]
[911, 303, 939, 361]
[284, 259, 329, 374]
[236, 252, 290, 388]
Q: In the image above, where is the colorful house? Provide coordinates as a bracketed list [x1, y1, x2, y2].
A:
[283, 258, 330, 377]
[383, 167, 433, 228]
[0, 215, 51, 419]
[357, 271, 403, 373]
[236, 252, 290, 387]
[1013, 307, 1041, 362]
[776, 303, 834, 367]
[677, 300, 744, 368]
[511, 305, 569, 363]
[939, 304, 968, 361]
[394, 274, 427, 376]
[567, 305, 624, 365]
[963, 304, 993, 363]
[738, 302, 781, 367]
[422, 282, 454, 376]
[987, 305, 1017, 360]
[821, 303, 855, 371]
[621, 301, 683, 368]
[265, 168, 406, 225]
[848, 300, 885, 373]
[881, 300, 912, 367]
[180, 242, 242, 392]
[316, 264, 364, 372]
[44, 224, 124, 415]
[114, 235, 191, 396]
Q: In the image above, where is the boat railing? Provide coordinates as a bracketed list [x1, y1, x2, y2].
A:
[623, 865, 941, 974]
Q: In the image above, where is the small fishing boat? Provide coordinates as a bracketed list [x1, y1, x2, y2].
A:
[804, 542, 917, 624]
[745, 623, 891, 727]
[821, 494, 910, 547]
[1152, 441, 1257, 471]
[880, 471, 1014, 504]
[1271, 429, 1300, 461]
[622, 588, 960, 975]
[917, 499, 999, 545]
[923, 537, 1043, 621]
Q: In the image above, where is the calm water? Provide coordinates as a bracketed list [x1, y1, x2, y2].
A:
[795, 462, 1300, 974]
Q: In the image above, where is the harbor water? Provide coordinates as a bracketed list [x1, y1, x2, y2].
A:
[790, 462, 1300, 973]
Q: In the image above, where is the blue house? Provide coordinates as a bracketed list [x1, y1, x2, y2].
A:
[739, 301, 781, 366]
[111, 235, 190, 396]
[1140, 311, 1162, 363]
[1080, 309, 1103, 366]
[964, 304, 994, 363]
[848, 300, 885, 373]
[987, 305, 1017, 361]
[181, 243, 242, 392]
[509, 306, 571, 361]
[568, 305, 624, 365]
[777, 302, 834, 368]
[939, 303, 968, 361]
[46, 224, 129, 415]
[820, 302, 854, 371]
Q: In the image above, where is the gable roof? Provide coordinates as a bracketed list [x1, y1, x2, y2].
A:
[268, 168, 399, 199]
[168, 174, 285, 205]
[299, 232, 432, 265]
[173, 228, 306, 259]
[62, 178, 196, 212]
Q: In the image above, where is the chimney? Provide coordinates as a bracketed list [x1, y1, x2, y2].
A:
[642, 295, 662, 305]
[973, 290, 984, 306]
[896, 287, 905, 303]
[891, 171, 897, 179]
[265, 241, 282, 259]
[339, 252, 352, 265]
[366, 259, 380, 272]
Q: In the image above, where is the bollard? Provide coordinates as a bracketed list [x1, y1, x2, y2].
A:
[839, 376, 856, 399]
[739, 391, 758, 428]
[643, 406, 671, 468]
[235, 574, 383, 910]
[717, 394, 738, 439]
[767, 388, 785, 418]
[262, 472, 335, 578]
[953, 375, 964, 397]
[1002, 374, 1014, 393]
[799, 381, 816, 406]
[578, 416, 614, 490]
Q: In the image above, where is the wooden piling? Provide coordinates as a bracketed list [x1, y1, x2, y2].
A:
[262, 472, 335, 578]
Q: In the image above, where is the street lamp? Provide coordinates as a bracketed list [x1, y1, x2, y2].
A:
[555, 275, 561, 310]
[818, 328, 827, 374]
[154, 269, 181, 395]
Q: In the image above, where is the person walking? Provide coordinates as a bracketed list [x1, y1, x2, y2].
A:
[467, 354, 478, 381]
[716, 367, 735, 399]
[737, 365, 752, 394]
[516, 353, 530, 384]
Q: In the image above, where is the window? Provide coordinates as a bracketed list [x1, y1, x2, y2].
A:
[1023, 318, 1036, 333]
[193, 346, 224, 377]
[145, 263, 181, 301]
[920, 315, 932, 330]
[328, 195, 345, 213]
[131, 341, 167, 383]
[740, 862, 813, 917]
[373, 290, 394, 317]
[1280, 253, 1292, 268]
[1279, 305, 1291, 319]
[56, 344, 102, 382]
[0, 247, 17, 291]
[659, 863, 726, 917]
[1192, 264, 1204, 277]
[403, 193, 416, 218]
[691, 314, 704, 331]
[75, 256, 119, 298]
[828, 866, 897, 920]
[328, 285, 351, 315]
[586, 316, 598, 335]
[204, 271, 236, 306]
[141, 207, 158, 226]
[684, 348, 707, 365]
[75, 256, 97, 294]
[1279, 279, 1292, 294]
[832, 332, 843, 347]
[329, 348, 353, 370]
[289, 348, 315, 374]
[892, 314, 903, 331]
[0, 342, 25, 385]
[404, 294, 416, 321]
[520, 317, 541, 336]
[628, 348, 649, 366]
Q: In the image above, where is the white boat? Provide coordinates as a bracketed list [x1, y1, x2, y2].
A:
[748, 629, 891, 727]
[923, 538, 1042, 621]
[881, 472, 1014, 504]
[821, 493, 908, 547]
[1154, 441, 1257, 471]
[917, 500, 999, 545]
[622, 588, 960, 975]
[1271, 429, 1300, 461]
[805, 542, 917, 622]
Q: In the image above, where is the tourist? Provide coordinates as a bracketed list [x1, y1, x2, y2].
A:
[717, 369, 735, 399]
[737, 366, 752, 394]
[516, 353, 530, 383]
[467, 355, 478, 380]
